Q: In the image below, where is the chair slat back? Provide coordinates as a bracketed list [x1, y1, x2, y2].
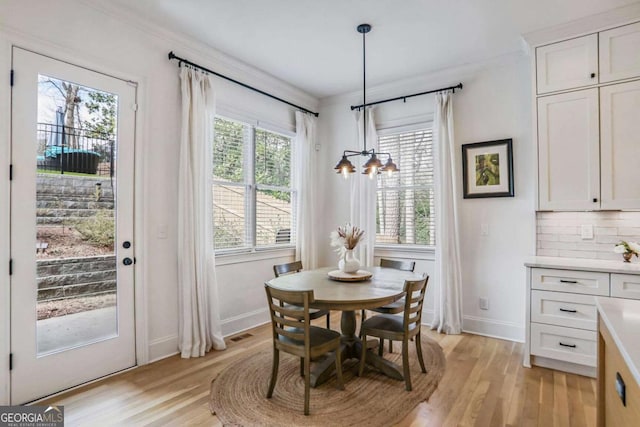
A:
[265, 284, 312, 347]
[380, 258, 416, 272]
[273, 261, 303, 278]
[402, 275, 430, 330]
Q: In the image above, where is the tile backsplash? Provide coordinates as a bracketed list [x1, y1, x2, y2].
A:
[536, 211, 640, 260]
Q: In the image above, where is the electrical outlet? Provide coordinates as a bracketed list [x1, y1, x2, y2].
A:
[581, 224, 594, 240]
[479, 297, 489, 310]
[480, 224, 489, 236]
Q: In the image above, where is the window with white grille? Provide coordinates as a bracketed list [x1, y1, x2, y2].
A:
[213, 116, 295, 251]
[376, 127, 435, 246]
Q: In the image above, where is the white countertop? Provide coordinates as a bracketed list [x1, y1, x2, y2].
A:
[525, 256, 640, 275]
[596, 297, 640, 387]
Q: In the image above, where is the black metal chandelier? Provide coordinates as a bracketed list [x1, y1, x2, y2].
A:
[334, 23, 399, 180]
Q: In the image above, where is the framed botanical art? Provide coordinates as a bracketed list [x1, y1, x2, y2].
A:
[462, 139, 514, 199]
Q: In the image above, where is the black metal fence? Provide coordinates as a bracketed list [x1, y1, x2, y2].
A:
[37, 123, 115, 177]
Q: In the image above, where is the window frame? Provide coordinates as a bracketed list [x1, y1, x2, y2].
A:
[374, 121, 436, 250]
[212, 115, 297, 255]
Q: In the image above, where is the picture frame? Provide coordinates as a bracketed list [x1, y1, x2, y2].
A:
[462, 139, 514, 199]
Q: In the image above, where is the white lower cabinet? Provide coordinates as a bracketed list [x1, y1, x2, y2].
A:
[531, 290, 597, 330]
[611, 273, 640, 300]
[530, 323, 597, 367]
[525, 261, 640, 377]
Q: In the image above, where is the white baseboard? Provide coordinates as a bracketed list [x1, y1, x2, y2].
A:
[462, 315, 525, 343]
[148, 334, 179, 363]
[531, 355, 596, 378]
[421, 309, 434, 326]
[221, 307, 270, 337]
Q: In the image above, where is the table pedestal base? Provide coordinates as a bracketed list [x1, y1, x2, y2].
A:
[309, 310, 403, 387]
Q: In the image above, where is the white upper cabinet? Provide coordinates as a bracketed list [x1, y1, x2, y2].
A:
[537, 89, 600, 210]
[599, 22, 640, 83]
[536, 34, 598, 94]
[600, 80, 640, 209]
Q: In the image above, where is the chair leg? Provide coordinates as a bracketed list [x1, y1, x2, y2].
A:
[300, 357, 304, 377]
[415, 331, 427, 373]
[358, 335, 367, 377]
[378, 339, 384, 357]
[304, 356, 311, 415]
[389, 339, 393, 353]
[267, 348, 279, 398]
[326, 312, 331, 329]
[402, 339, 412, 391]
[334, 345, 345, 390]
[359, 310, 367, 337]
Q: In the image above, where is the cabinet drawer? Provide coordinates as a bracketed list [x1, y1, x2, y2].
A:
[531, 268, 609, 296]
[611, 273, 640, 300]
[530, 323, 597, 367]
[531, 290, 597, 330]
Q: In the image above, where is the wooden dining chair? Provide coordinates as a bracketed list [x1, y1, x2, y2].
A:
[360, 258, 416, 352]
[358, 275, 429, 391]
[264, 284, 345, 415]
[273, 261, 331, 329]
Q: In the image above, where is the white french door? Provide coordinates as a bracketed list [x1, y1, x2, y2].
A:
[10, 48, 136, 404]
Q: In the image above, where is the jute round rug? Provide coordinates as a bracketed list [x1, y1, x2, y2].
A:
[210, 335, 445, 426]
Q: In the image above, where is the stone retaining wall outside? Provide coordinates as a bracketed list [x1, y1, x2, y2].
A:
[37, 174, 114, 199]
[37, 255, 116, 302]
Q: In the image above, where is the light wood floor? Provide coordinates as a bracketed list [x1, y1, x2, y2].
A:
[42, 314, 597, 426]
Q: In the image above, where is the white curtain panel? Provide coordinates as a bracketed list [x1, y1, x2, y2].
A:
[350, 108, 378, 267]
[177, 67, 226, 358]
[431, 91, 463, 334]
[294, 111, 319, 269]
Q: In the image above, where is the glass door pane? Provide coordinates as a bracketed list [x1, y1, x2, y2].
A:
[36, 75, 118, 355]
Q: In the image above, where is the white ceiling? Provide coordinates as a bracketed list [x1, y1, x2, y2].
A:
[112, 0, 637, 98]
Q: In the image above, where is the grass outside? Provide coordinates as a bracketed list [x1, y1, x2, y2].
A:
[37, 169, 103, 178]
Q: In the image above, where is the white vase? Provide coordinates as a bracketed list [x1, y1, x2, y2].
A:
[338, 249, 361, 273]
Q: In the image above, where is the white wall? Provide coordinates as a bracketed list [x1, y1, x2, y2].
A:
[0, 0, 317, 402]
[317, 52, 535, 342]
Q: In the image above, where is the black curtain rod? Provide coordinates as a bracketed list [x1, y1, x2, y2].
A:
[168, 51, 319, 117]
[350, 83, 463, 110]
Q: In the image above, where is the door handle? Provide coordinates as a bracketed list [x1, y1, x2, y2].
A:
[123, 257, 133, 266]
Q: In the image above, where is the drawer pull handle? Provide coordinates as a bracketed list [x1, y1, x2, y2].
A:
[559, 342, 577, 348]
[559, 308, 577, 313]
[559, 280, 578, 284]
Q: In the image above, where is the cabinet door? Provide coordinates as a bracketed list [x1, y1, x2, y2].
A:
[600, 22, 640, 83]
[538, 89, 600, 210]
[536, 34, 598, 94]
[601, 80, 640, 209]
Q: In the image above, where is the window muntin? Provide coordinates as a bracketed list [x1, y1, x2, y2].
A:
[213, 117, 295, 251]
[376, 128, 435, 246]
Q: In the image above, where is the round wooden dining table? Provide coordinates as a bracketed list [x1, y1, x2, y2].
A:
[266, 266, 422, 387]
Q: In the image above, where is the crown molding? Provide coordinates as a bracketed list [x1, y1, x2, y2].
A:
[319, 50, 528, 110]
[77, 0, 318, 112]
[522, 2, 640, 48]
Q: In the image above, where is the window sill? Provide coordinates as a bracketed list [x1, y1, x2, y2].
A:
[374, 245, 435, 261]
[215, 246, 295, 266]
